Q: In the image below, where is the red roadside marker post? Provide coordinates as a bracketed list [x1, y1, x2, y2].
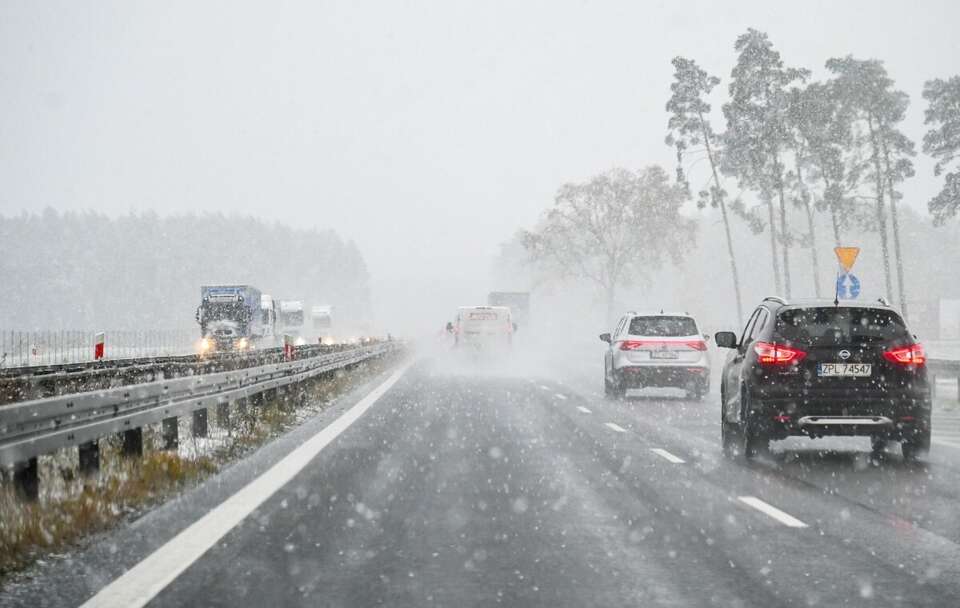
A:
[94, 332, 105, 360]
[283, 334, 295, 361]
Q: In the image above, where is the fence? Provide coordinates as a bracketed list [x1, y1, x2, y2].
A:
[0, 330, 197, 368]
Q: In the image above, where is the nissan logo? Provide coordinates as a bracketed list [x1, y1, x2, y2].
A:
[839, 349, 851, 360]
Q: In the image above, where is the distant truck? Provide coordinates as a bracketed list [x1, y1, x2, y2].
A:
[260, 294, 278, 344]
[196, 285, 267, 353]
[454, 306, 513, 351]
[278, 300, 305, 341]
[487, 291, 530, 328]
[311, 305, 334, 341]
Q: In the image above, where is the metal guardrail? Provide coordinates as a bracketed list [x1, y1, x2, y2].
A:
[929, 358, 960, 402]
[0, 343, 396, 469]
[0, 343, 374, 406]
[0, 342, 356, 380]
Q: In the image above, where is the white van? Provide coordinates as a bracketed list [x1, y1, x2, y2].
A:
[454, 306, 513, 350]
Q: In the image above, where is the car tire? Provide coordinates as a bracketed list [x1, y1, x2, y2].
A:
[870, 436, 889, 455]
[721, 417, 739, 459]
[739, 390, 768, 460]
[604, 372, 614, 398]
[901, 428, 931, 461]
[690, 383, 707, 401]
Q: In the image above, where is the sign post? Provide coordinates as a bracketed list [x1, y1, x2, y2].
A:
[94, 332, 105, 360]
[833, 247, 861, 302]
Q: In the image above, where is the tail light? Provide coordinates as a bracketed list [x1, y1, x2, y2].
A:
[753, 341, 807, 365]
[620, 340, 707, 351]
[883, 344, 925, 366]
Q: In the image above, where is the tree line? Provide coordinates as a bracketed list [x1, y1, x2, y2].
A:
[667, 29, 960, 323]
[0, 209, 371, 330]
[520, 29, 960, 324]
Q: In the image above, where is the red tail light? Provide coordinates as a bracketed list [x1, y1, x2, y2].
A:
[883, 344, 925, 366]
[753, 341, 807, 365]
[620, 340, 706, 351]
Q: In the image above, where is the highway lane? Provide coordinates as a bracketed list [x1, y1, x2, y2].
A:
[7, 355, 960, 606]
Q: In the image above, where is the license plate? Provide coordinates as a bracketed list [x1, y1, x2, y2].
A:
[818, 363, 872, 377]
[651, 350, 679, 360]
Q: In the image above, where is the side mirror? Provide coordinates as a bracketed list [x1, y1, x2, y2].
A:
[599, 333, 612, 344]
[195, 307, 202, 323]
[702, 333, 711, 342]
[714, 331, 738, 349]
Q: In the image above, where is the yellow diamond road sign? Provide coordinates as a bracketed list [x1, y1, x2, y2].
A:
[834, 247, 860, 272]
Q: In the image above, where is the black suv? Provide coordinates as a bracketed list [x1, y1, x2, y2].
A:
[715, 297, 931, 460]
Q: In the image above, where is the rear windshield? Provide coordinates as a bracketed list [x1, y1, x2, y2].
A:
[776, 307, 910, 346]
[628, 316, 698, 337]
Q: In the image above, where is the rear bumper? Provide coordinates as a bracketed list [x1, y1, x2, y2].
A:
[749, 394, 931, 440]
[616, 365, 709, 390]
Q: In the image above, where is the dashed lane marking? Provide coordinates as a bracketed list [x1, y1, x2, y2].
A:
[577, 406, 592, 414]
[932, 437, 960, 450]
[604, 422, 627, 433]
[650, 448, 686, 464]
[554, 393, 568, 400]
[737, 496, 809, 528]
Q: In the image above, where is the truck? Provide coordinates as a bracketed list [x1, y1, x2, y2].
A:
[454, 306, 514, 351]
[196, 285, 267, 353]
[311, 305, 334, 343]
[260, 294, 278, 344]
[487, 291, 530, 328]
[278, 300, 305, 342]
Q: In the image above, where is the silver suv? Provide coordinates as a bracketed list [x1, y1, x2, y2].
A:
[600, 312, 710, 399]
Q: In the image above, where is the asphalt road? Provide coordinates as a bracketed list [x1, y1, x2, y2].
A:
[7, 353, 960, 607]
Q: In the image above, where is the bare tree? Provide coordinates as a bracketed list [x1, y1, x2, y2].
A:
[522, 167, 694, 322]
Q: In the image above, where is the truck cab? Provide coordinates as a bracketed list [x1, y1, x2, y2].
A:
[196, 285, 263, 353]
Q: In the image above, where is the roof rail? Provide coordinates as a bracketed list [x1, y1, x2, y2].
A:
[763, 296, 788, 306]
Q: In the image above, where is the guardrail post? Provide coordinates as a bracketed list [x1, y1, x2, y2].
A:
[932, 374, 937, 400]
[120, 428, 143, 457]
[217, 402, 230, 429]
[192, 408, 208, 438]
[14, 457, 39, 501]
[78, 440, 100, 475]
[162, 417, 179, 450]
[956, 376, 960, 402]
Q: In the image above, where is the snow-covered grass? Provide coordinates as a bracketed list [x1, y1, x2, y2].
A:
[0, 447, 216, 577]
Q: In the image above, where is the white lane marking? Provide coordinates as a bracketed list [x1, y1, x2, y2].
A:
[577, 406, 592, 414]
[932, 437, 960, 450]
[650, 448, 686, 464]
[539, 385, 551, 391]
[604, 422, 627, 433]
[554, 393, 568, 400]
[81, 363, 412, 608]
[737, 496, 808, 528]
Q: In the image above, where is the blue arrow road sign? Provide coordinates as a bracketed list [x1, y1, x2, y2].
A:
[836, 272, 861, 299]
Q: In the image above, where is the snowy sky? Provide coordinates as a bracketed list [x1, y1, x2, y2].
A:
[2, 0, 959, 330]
